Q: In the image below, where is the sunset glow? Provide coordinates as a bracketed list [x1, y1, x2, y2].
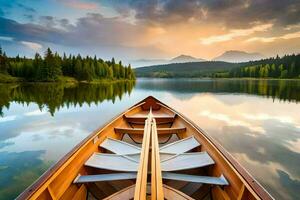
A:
[0, 0, 299, 61]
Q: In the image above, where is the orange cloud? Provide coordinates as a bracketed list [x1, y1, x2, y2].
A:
[200, 24, 273, 45]
[62, 0, 98, 10]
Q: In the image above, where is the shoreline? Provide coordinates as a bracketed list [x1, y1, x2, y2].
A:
[0, 74, 136, 84]
[136, 77, 300, 81]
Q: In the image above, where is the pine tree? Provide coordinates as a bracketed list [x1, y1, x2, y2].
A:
[82, 62, 93, 82]
[74, 59, 82, 80]
[0, 46, 8, 73]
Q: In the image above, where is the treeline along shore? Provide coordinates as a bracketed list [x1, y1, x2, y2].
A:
[135, 54, 300, 79]
[0, 46, 135, 83]
[214, 54, 300, 79]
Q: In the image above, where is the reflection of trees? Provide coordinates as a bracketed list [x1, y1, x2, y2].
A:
[137, 79, 300, 103]
[0, 81, 135, 116]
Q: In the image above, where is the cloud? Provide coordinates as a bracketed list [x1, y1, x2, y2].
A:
[200, 23, 273, 45]
[0, 16, 67, 44]
[61, 0, 98, 10]
[0, 1, 299, 59]
[0, 36, 13, 41]
[39, 16, 55, 26]
[247, 31, 300, 43]
[21, 41, 43, 50]
[17, 3, 36, 13]
[0, 14, 147, 47]
[23, 14, 34, 21]
[106, 0, 300, 28]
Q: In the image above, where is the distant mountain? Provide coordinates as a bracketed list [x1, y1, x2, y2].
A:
[170, 55, 205, 63]
[130, 59, 168, 68]
[213, 50, 264, 63]
[131, 54, 205, 68]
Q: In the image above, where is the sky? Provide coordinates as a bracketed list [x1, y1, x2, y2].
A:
[0, 0, 300, 63]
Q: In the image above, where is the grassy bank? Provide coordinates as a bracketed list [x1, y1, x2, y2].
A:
[0, 73, 23, 83]
[0, 73, 135, 84]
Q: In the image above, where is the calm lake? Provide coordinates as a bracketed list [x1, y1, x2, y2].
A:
[0, 78, 300, 200]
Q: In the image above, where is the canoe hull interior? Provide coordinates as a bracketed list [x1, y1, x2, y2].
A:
[17, 96, 273, 200]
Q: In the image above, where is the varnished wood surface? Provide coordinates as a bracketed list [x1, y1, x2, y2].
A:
[151, 118, 164, 200]
[133, 115, 151, 200]
[114, 127, 186, 135]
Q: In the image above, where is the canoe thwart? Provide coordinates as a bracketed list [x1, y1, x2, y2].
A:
[114, 127, 186, 135]
[85, 153, 139, 172]
[161, 152, 215, 171]
[74, 173, 137, 184]
[124, 114, 176, 124]
[100, 137, 141, 155]
[160, 136, 200, 154]
[74, 172, 228, 185]
[162, 172, 229, 185]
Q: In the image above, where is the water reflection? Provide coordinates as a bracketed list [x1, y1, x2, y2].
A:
[0, 79, 300, 199]
[0, 151, 51, 200]
[163, 93, 300, 200]
[137, 78, 300, 103]
[0, 81, 135, 116]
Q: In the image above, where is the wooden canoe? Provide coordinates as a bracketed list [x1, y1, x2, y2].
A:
[17, 96, 273, 200]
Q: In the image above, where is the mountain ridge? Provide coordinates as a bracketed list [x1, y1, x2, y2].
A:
[213, 50, 264, 62]
[131, 54, 205, 67]
[170, 54, 205, 63]
[131, 50, 265, 67]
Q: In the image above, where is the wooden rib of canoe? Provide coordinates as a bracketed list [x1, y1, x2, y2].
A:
[17, 96, 273, 200]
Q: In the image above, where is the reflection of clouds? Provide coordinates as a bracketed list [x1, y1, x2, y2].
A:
[199, 110, 265, 134]
[220, 124, 300, 181]
[47, 126, 77, 139]
[278, 170, 300, 200]
[0, 150, 50, 199]
[24, 109, 47, 116]
[1, 116, 90, 161]
[0, 115, 16, 123]
[233, 153, 296, 200]
[0, 141, 14, 149]
[285, 139, 300, 154]
[165, 93, 300, 200]
[242, 113, 299, 128]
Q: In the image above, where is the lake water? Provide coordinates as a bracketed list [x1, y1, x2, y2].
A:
[0, 78, 300, 199]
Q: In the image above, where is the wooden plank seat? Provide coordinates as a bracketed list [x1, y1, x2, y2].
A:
[161, 152, 215, 171]
[99, 136, 199, 156]
[74, 173, 137, 184]
[85, 153, 139, 172]
[114, 127, 186, 135]
[74, 172, 228, 186]
[100, 137, 141, 155]
[85, 152, 214, 172]
[162, 173, 229, 185]
[124, 114, 176, 124]
[159, 136, 200, 154]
